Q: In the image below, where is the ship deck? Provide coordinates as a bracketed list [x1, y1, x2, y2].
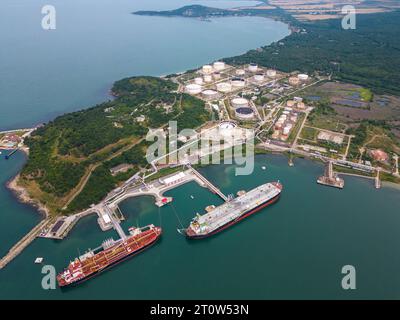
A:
[191, 182, 281, 234]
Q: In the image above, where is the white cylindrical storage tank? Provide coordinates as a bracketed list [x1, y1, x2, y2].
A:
[254, 74, 265, 82]
[231, 97, 249, 109]
[213, 72, 221, 80]
[267, 69, 277, 78]
[298, 74, 309, 81]
[248, 63, 258, 72]
[185, 83, 202, 95]
[202, 89, 219, 100]
[213, 61, 225, 71]
[216, 82, 232, 93]
[194, 77, 203, 85]
[236, 69, 246, 76]
[202, 65, 213, 74]
[204, 74, 213, 83]
[231, 77, 246, 88]
[235, 107, 254, 119]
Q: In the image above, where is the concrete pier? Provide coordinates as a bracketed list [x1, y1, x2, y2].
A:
[0, 166, 229, 268]
[317, 161, 344, 189]
[0, 219, 51, 270]
[375, 169, 382, 189]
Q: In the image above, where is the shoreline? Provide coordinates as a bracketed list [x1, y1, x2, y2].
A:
[2, 11, 292, 217]
[6, 174, 49, 219]
[2, 8, 398, 220]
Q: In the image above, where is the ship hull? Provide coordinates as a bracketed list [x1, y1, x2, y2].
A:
[186, 191, 281, 239]
[58, 232, 161, 288]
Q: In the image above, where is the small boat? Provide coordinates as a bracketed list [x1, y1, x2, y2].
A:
[34, 257, 44, 264]
[261, 166, 266, 170]
[190, 195, 194, 199]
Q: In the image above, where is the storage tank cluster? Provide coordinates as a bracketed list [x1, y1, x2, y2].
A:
[273, 106, 299, 141]
[201, 62, 226, 75]
[231, 97, 249, 109]
[185, 83, 202, 95]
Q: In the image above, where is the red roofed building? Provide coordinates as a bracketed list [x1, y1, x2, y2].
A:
[370, 149, 389, 162]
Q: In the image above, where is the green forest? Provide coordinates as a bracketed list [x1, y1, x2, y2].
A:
[225, 10, 400, 95]
[21, 77, 210, 214]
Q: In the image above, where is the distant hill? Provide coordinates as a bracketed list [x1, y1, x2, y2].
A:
[133, 5, 233, 17]
[133, 4, 284, 19]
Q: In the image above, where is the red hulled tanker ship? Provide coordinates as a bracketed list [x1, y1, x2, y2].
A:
[57, 224, 161, 287]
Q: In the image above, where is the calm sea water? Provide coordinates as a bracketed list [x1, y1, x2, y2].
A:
[0, 0, 288, 130]
[0, 154, 400, 299]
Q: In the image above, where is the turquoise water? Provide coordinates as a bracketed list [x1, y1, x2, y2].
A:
[0, 0, 289, 130]
[0, 155, 400, 299]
